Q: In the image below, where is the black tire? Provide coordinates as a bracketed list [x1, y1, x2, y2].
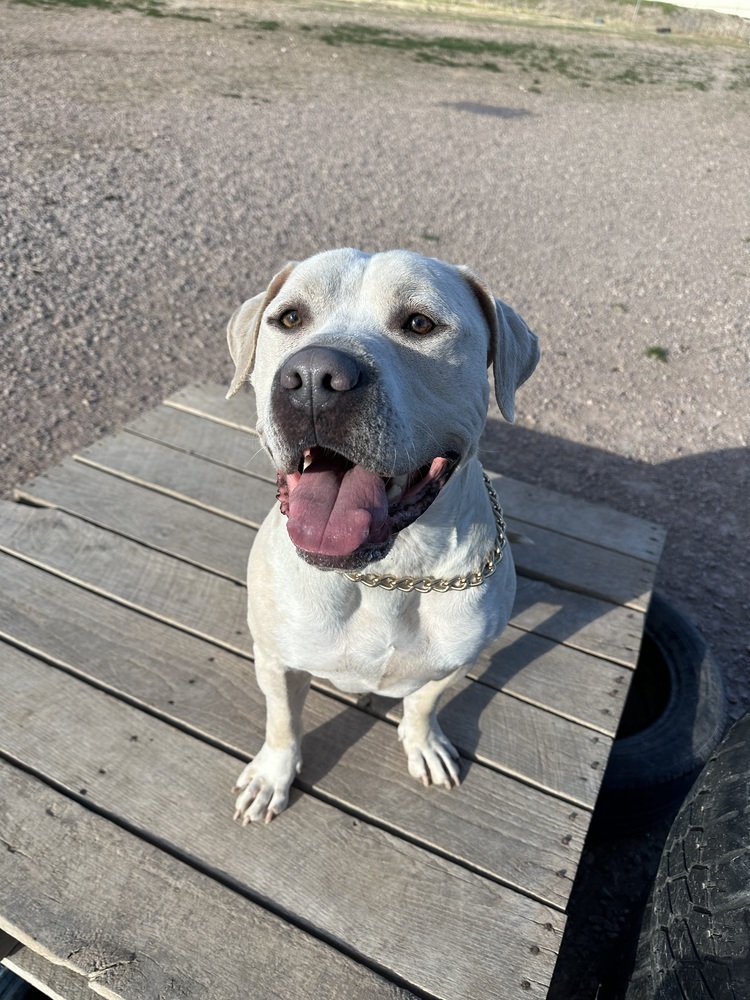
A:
[624, 711, 750, 1000]
[590, 593, 727, 840]
[0, 968, 33, 1000]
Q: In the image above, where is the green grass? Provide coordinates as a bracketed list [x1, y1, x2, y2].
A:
[315, 20, 725, 91]
[13, 0, 210, 20]
[645, 346, 669, 363]
[15, 1, 741, 94]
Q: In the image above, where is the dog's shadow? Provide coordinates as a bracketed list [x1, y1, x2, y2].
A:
[300, 420, 746, 790]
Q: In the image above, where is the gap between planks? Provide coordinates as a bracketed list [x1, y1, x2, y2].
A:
[0, 649, 566, 1000]
[0, 532, 605, 819]
[64, 429, 656, 616]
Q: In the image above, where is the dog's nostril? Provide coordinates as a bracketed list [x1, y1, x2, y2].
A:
[280, 369, 304, 391]
[327, 369, 359, 392]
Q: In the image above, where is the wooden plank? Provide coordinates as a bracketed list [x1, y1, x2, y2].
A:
[0, 758, 419, 1000]
[486, 472, 665, 564]
[70, 427, 654, 610]
[0, 553, 598, 861]
[514, 577, 644, 667]
[9, 461, 634, 733]
[325, 666, 612, 804]
[470, 627, 630, 736]
[4, 948, 93, 1000]
[166, 381, 257, 430]
[123, 407, 655, 608]
[0, 505, 629, 792]
[128, 404, 275, 481]
[334, 678, 609, 808]
[165, 383, 665, 562]
[0, 502, 250, 655]
[0, 644, 565, 999]
[75, 433, 275, 528]
[0, 498, 641, 673]
[15, 458, 253, 583]
[502, 522, 653, 610]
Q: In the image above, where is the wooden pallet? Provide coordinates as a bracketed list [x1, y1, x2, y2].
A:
[0, 384, 664, 1000]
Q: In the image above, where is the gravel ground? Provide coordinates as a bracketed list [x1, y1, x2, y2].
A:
[1, 1, 748, 996]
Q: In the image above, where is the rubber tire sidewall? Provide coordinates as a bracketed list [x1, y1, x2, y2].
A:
[592, 593, 727, 839]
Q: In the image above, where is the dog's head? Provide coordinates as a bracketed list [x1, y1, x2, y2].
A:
[227, 248, 539, 571]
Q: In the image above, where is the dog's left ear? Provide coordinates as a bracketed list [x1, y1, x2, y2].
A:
[458, 267, 540, 423]
[226, 261, 297, 399]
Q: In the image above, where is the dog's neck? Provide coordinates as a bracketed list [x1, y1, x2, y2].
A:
[344, 459, 505, 589]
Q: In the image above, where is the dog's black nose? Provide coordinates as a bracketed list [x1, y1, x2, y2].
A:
[279, 346, 362, 410]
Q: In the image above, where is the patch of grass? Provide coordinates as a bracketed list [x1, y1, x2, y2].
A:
[609, 67, 646, 84]
[645, 346, 669, 363]
[612, 302, 629, 313]
[419, 231, 440, 242]
[320, 23, 538, 65]
[727, 64, 750, 90]
[13, 0, 209, 20]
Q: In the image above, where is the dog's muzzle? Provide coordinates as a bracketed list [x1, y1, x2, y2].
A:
[270, 345, 458, 570]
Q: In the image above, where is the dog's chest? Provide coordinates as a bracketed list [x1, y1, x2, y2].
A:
[278, 585, 500, 699]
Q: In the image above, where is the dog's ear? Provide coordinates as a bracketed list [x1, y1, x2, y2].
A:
[458, 266, 540, 423]
[226, 262, 297, 399]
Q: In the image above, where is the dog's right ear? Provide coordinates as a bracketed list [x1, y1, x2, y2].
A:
[458, 266, 540, 423]
[226, 262, 297, 399]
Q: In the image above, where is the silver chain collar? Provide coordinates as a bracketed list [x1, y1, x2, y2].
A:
[343, 472, 507, 593]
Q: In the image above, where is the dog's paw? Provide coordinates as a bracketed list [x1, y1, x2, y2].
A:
[232, 744, 301, 825]
[397, 718, 461, 790]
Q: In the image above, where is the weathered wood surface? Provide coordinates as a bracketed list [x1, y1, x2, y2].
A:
[0, 644, 564, 1000]
[0, 759, 420, 1000]
[68, 402, 658, 608]
[5, 946, 111, 1000]
[8, 481, 645, 669]
[0, 510, 607, 808]
[0, 553, 588, 908]
[0, 382, 665, 1000]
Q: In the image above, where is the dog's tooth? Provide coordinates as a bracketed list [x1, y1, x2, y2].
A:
[387, 482, 404, 501]
[393, 473, 409, 486]
[303, 454, 313, 470]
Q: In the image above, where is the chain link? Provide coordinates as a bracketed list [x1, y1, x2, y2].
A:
[344, 472, 507, 593]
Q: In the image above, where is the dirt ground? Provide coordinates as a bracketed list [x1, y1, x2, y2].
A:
[1, 0, 749, 996]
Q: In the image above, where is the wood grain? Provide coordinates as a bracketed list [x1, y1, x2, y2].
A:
[16, 458, 253, 582]
[111, 399, 658, 607]
[0, 552, 597, 857]
[5, 948, 103, 1000]
[0, 759, 418, 1000]
[0, 645, 565, 999]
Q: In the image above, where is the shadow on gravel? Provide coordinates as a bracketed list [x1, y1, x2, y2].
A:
[441, 101, 532, 118]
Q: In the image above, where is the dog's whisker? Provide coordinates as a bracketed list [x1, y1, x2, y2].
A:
[243, 444, 267, 470]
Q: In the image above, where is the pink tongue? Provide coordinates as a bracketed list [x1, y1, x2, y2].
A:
[286, 453, 389, 557]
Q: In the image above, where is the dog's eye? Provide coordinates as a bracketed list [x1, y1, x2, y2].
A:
[405, 314, 434, 335]
[279, 309, 302, 329]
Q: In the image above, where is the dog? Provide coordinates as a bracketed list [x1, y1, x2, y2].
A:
[226, 248, 539, 824]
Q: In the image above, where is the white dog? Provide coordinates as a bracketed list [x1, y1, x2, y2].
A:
[226, 248, 539, 824]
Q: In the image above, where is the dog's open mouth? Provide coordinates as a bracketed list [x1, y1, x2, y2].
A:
[276, 447, 458, 569]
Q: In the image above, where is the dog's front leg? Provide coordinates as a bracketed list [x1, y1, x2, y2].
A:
[233, 656, 311, 825]
[398, 666, 466, 789]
